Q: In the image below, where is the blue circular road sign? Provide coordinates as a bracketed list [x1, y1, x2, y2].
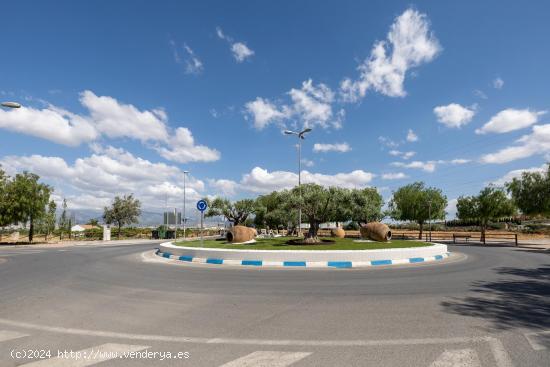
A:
[196, 199, 208, 212]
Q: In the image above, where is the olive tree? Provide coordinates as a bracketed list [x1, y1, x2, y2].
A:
[506, 164, 550, 217]
[457, 187, 515, 243]
[103, 194, 142, 239]
[254, 191, 295, 230]
[205, 197, 256, 226]
[348, 187, 384, 225]
[285, 183, 350, 243]
[388, 182, 447, 239]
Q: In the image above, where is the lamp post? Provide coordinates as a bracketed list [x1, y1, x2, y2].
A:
[428, 199, 432, 242]
[1, 102, 21, 109]
[283, 127, 312, 236]
[183, 170, 189, 240]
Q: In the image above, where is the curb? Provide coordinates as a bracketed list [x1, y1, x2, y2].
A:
[155, 249, 451, 268]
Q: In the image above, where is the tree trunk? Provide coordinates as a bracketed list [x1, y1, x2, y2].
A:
[29, 218, 34, 243]
[304, 221, 320, 243]
[418, 221, 424, 240]
[118, 223, 122, 239]
[481, 223, 486, 244]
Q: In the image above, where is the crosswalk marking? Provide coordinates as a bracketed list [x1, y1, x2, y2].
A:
[0, 329, 28, 342]
[219, 351, 312, 367]
[430, 349, 481, 367]
[20, 343, 149, 367]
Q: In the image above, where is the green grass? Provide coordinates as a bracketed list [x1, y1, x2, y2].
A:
[174, 236, 431, 250]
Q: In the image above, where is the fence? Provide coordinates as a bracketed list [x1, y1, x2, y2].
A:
[391, 230, 518, 246]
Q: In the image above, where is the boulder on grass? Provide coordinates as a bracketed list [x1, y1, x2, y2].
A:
[331, 228, 346, 238]
[226, 225, 257, 243]
[360, 222, 392, 242]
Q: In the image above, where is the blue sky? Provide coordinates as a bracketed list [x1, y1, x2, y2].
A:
[1, 0, 549, 218]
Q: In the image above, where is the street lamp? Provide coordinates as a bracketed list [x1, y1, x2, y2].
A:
[1, 101, 21, 109]
[284, 127, 312, 236]
[183, 170, 189, 240]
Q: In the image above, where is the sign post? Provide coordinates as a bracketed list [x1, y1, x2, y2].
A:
[196, 199, 208, 246]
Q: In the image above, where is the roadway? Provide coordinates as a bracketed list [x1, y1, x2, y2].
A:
[0, 241, 548, 366]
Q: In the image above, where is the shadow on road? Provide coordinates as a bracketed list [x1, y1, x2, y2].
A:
[441, 265, 550, 330]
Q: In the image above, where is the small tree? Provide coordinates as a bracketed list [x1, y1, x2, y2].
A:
[0, 168, 13, 241]
[457, 187, 516, 243]
[389, 182, 447, 239]
[58, 198, 69, 240]
[254, 191, 296, 230]
[205, 197, 256, 226]
[103, 194, 142, 239]
[44, 200, 57, 241]
[6, 172, 52, 242]
[285, 184, 350, 242]
[506, 164, 550, 217]
[349, 187, 384, 225]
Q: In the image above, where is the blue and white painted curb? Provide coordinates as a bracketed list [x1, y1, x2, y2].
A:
[155, 248, 451, 268]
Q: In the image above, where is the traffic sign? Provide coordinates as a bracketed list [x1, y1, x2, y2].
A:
[196, 199, 208, 212]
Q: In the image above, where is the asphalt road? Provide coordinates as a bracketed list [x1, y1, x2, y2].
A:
[0, 242, 548, 366]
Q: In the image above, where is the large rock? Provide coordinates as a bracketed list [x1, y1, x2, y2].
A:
[360, 222, 392, 242]
[331, 228, 346, 238]
[226, 225, 257, 243]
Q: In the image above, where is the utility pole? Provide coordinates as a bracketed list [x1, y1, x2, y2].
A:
[183, 171, 189, 240]
[428, 199, 432, 242]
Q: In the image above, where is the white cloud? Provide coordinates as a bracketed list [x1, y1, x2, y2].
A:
[0, 104, 98, 146]
[493, 77, 504, 89]
[234, 167, 375, 194]
[80, 90, 169, 142]
[216, 27, 254, 63]
[433, 103, 475, 128]
[245, 79, 342, 130]
[446, 198, 458, 219]
[208, 179, 239, 196]
[0, 146, 205, 210]
[450, 158, 470, 164]
[473, 89, 488, 100]
[340, 8, 440, 101]
[244, 98, 289, 130]
[491, 164, 547, 186]
[475, 108, 546, 134]
[406, 129, 418, 142]
[391, 160, 436, 172]
[231, 42, 255, 62]
[154, 127, 220, 163]
[0, 91, 220, 163]
[378, 136, 400, 148]
[183, 43, 204, 74]
[480, 124, 550, 163]
[388, 150, 415, 159]
[381, 172, 408, 180]
[301, 158, 315, 167]
[313, 142, 351, 153]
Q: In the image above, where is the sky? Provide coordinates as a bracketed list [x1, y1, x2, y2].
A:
[1, 0, 550, 220]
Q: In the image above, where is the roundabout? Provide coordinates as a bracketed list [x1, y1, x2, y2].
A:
[156, 239, 450, 268]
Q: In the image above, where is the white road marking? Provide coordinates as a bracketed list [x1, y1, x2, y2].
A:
[486, 337, 514, 367]
[0, 318, 513, 367]
[524, 331, 550, 351]
[430, 349, 481, 367]
[220, 351, 311, 367]
[20, 343, 149, 366]
[0, 329, 28, 342]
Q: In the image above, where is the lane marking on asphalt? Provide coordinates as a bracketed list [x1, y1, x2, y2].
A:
[0, 329, 28, 342]
[20, 343, 149, 367]
[486, 337, 514, 367]
[429, 349, 481, 367]
[524, 330, 550, 351]
[0, 318, 513, 367]
[219, 351, 312, 367]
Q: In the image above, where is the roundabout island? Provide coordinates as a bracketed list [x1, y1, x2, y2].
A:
[156, 235, 450, 268]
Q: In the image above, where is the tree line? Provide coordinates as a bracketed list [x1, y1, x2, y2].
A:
[206, 164, 550, 242]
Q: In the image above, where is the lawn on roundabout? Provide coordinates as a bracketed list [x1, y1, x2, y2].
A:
[174, 236, 431, 250]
